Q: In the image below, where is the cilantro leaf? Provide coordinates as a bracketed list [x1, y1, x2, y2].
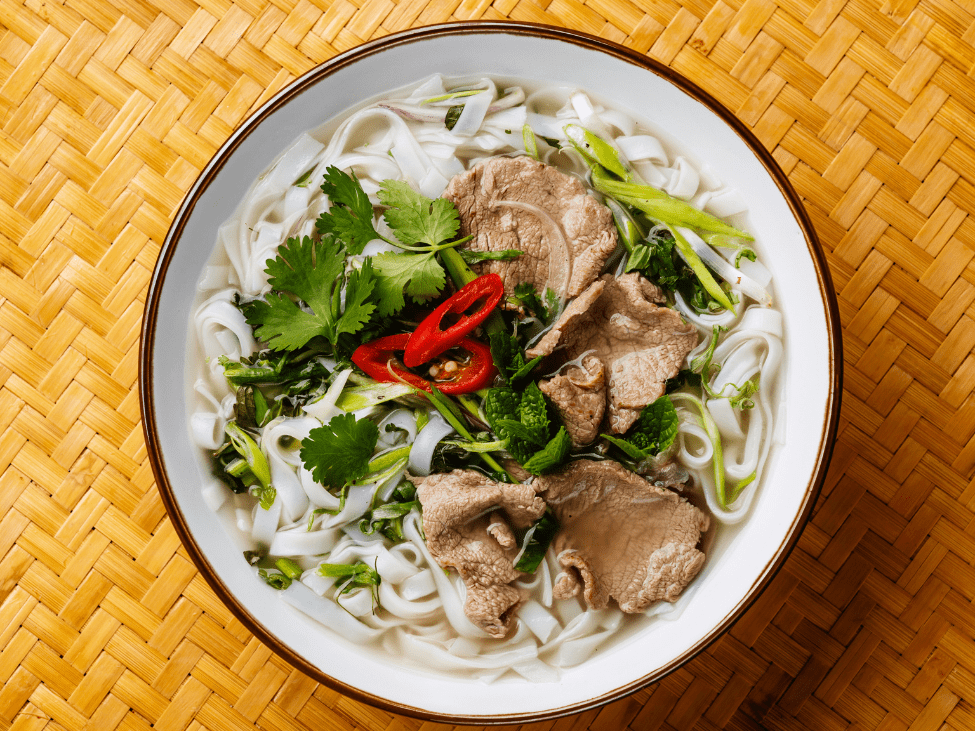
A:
[378, 180, 459, 246]
[371, 251, 445, 316]
[317, 166, 379, 255]
[300, 413, 379, 488]
[246, 237, 377, 352]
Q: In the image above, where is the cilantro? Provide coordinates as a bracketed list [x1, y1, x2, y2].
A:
[245, 237, 377, 353]
[371, 251, 445, 316]
[378, 180, 460, 246]
[300, 413, 379, 488]
[601, 395, 679, 461]
[316, 167, 379, 255]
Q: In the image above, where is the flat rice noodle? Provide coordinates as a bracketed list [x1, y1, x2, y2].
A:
[251, 496, 282, 548]
[377, 581, 442, 619]
[662, 157, 700, 200]
[518, 599, 560, 643]
[404, 513, 487, 639]
[282, 581, 380, 642]
[400, 569, 437, 600]
[616, 134, 668, 165]
[270, 525, 338, 555]
[265, 133, 325, 191]
[303, 368, 352, 422]
[337, 587, 375, 617]
[451, 90, 492, 137]
[705, 187, 748, 218]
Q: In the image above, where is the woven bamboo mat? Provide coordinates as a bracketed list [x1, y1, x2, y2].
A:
[2, 0, 975, 726]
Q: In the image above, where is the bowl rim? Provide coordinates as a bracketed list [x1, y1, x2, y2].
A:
[139, 19, 843, 725]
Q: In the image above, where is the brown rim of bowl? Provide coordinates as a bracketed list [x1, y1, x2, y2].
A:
[140, 19, 843, 726]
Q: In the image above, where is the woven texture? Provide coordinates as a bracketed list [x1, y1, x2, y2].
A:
[1, 0, 974, 727]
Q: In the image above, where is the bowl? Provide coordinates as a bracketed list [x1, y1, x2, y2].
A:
[140, 21, 842, 724]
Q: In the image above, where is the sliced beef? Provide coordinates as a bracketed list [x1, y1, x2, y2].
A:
[535, 460, 709, 612]
[539, 354, 605, 447]
[411, 469, 546, 638]
[527, 273, 697, 433]
[443, 156, 617, 300]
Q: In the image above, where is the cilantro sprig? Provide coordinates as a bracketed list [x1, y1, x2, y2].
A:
[245, 236, 377, 353]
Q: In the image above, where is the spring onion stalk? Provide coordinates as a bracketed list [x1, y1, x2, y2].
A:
[523, 124, 539, 160]
[441, 439, 508, 453]
[592, 167, 753, 240]
[667, 227, 736, 312]
[677, 227, 771, 307]
[563, 124, 631, 179]
[336, 383, 416, 411]
[367, 445, 412, 474]
[226, 422, 272, 490]
[604, 198, 642, 254]
[427, 387, 511, 480]
[670, 392, 727, 508]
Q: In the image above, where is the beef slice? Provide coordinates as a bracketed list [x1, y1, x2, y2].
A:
[535, 459, 709, 612]
[443, 156, 617, 300]
[527, 273, 697, 433]
[412, 469, 546, 638]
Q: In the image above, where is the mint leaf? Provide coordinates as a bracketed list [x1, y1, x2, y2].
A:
[301, 413, 379, 489]
[602, 395, 679, 460]
[378, 180, 459, 246]
[521, 427, 572, 474]
[371, 251, 445, 316]
[317, 166, 379, 255]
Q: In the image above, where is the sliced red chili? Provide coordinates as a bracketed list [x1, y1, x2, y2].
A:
[403, 273, 503, 367]
[352, 333, 496, 395]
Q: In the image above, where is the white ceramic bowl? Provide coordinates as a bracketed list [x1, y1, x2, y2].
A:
[141, 22, 841, 724]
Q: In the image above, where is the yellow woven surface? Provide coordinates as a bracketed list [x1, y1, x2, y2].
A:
[2, 0, 975, 726]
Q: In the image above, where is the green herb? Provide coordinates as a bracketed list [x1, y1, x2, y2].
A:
[359, 482, 419, 542]
[511, 282, 556, 322]
[445, 105, 463, 130]
[371, 251, 445, 315]
[484, 383, 569, 475]
[316, 166, 380, 255]
[245, 237, 377, 352]
[513, 510, 559, 573]
[521, 427, 572, 474]
[728, 375, 760, 409]
[258, 568, 292, 589]
[378, 180, 460, 247]
[601, 395, 679, 461]
[294, 168, 314, 187]
[489, 330, 542, 385]
[300, 413, 379, 488]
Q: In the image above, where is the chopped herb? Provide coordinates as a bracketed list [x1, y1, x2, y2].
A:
[513, 510, 559, 572]
[445, 105, 463, 130]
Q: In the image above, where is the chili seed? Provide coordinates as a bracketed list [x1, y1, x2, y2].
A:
[443, 361, 458, 373]
[429, 365, 441, 377]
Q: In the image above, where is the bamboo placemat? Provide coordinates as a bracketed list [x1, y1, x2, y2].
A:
[2, 0, 974, 726]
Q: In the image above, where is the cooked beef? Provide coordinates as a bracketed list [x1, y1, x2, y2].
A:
[411, 469, 546, 638]
[443, 156, 617, 300]
[538, 354, 605, 447]
[535, 460, 709, 612]
[527, 273, 697, 433]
